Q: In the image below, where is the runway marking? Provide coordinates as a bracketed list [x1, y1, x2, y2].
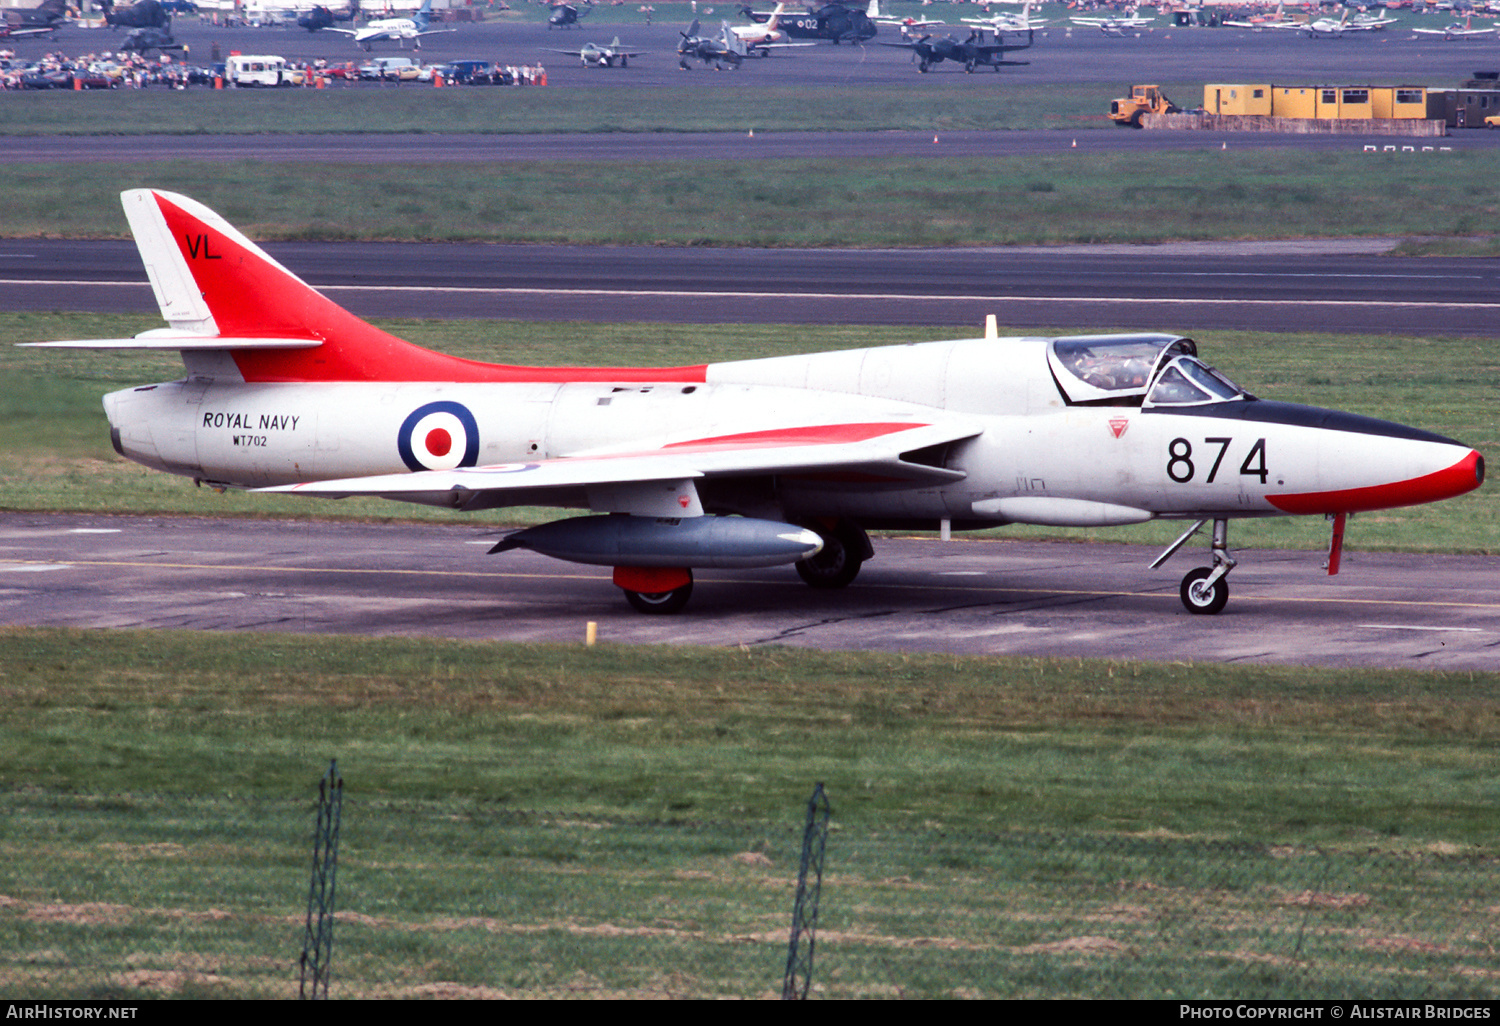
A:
[0, 563, 73, 572]
[1358, 624, 1484, 633]
[8, 558, 1500, 613]
[6, 279, 1500, 312]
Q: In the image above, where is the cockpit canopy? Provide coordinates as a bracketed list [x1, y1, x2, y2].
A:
[1047, 334, 1252, 408]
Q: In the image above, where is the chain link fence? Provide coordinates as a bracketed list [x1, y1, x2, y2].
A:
[0, 786, 1496, 999]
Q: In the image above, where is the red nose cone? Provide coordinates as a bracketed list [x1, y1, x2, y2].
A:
[1269, 449, 1484, 515]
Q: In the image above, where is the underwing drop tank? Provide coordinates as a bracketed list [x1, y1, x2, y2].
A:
[491, 514, 824, 569]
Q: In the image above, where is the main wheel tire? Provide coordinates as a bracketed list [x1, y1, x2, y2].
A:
[1180, 567, 1229, 615]
[624, 580, 694, 614]
[795, 520, 867, 590]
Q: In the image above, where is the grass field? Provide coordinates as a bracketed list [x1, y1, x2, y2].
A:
[1, 628, 1497, 998]
[0, 80, 1116, 136]
[2, 149, 1498, 250]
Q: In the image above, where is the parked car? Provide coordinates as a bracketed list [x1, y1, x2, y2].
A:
[438, 59, 502, 85]
[358, 55, 419, 81]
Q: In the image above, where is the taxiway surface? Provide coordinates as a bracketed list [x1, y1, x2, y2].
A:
[2, 513, 1496, 669]
[6, 235, 1500, 334]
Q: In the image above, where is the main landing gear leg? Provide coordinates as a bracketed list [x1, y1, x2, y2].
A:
[1154, 518, 1236, 615]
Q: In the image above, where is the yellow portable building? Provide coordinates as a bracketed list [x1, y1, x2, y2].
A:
[1272, 86, 1318, 119]
[1371, 86, 1428, 119]
[1204, 84, 1272, 116]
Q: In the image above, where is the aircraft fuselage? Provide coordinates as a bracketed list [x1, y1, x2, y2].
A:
[105, 336, 1481, 530]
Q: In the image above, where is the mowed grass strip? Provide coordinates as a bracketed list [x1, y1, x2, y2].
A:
[3, 313, 1495, 553]
[2, 626, 1499, 849]
[0, 82, 1135, 137]
[0, 150, 1498, 248]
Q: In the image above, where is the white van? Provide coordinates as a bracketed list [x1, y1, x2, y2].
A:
[225, 55, 290, 88]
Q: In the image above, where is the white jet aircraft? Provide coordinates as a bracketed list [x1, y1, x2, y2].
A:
[324, 0, 455, 49]
[27, 191, 1486, 615]
[1412, 15, 1498, 37]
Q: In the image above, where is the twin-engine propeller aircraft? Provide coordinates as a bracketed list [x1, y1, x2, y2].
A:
[324, 0, 455, 49]
[27, 191, 1486, 615]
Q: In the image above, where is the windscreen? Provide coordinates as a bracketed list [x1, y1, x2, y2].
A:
[1145, 356, 1251, 407]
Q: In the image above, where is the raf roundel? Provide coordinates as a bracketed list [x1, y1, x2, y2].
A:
[397, 401, 480, 472]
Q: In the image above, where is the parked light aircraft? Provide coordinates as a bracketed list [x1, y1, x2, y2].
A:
[542, 36, 648, 66]
[881, 29, 1033, 72]
[1069, 9, 1155, 34]
[1223, 2, 1292, 29]
[1264, 10, 1390, 35]
[28, 191, 1485, 616]
[324, 0, 455, 49]
[1412, 15, 1497, 36]
[963, 3, 1047, 33]
[1349, 9, 1400, 30]
[868, 0, 945, 36]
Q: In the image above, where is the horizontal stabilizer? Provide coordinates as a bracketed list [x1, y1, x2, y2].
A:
[21, 336, 324, 351]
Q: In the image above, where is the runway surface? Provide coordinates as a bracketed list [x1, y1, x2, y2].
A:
[2, 512, 1495, 669]
[5, 234, 1499, 334]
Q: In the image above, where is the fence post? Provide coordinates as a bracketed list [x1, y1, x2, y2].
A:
[299, 760, 343, 1000]
[782, 782, 831, 1000]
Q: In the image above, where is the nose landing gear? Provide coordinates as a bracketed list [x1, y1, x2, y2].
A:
[1154, 518, 1236, 615]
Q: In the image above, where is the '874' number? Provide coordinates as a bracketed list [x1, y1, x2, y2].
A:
[1167, 437, 1268, 485]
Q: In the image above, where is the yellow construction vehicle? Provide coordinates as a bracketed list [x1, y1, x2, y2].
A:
[1108, 84, 1179, 127]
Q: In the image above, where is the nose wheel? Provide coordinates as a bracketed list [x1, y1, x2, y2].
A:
[1154, 518, 1237, 616]
[1180, 566, 1229, 615]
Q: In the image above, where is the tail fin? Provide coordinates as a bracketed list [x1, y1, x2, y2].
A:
[35, 190, 709, 387]
[126, 188, 453, 382]
[723, 20, 747, 54]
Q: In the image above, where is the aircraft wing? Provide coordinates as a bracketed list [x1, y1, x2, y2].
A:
[259, 417, 981, 510]
[321, 26, 358, 34]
